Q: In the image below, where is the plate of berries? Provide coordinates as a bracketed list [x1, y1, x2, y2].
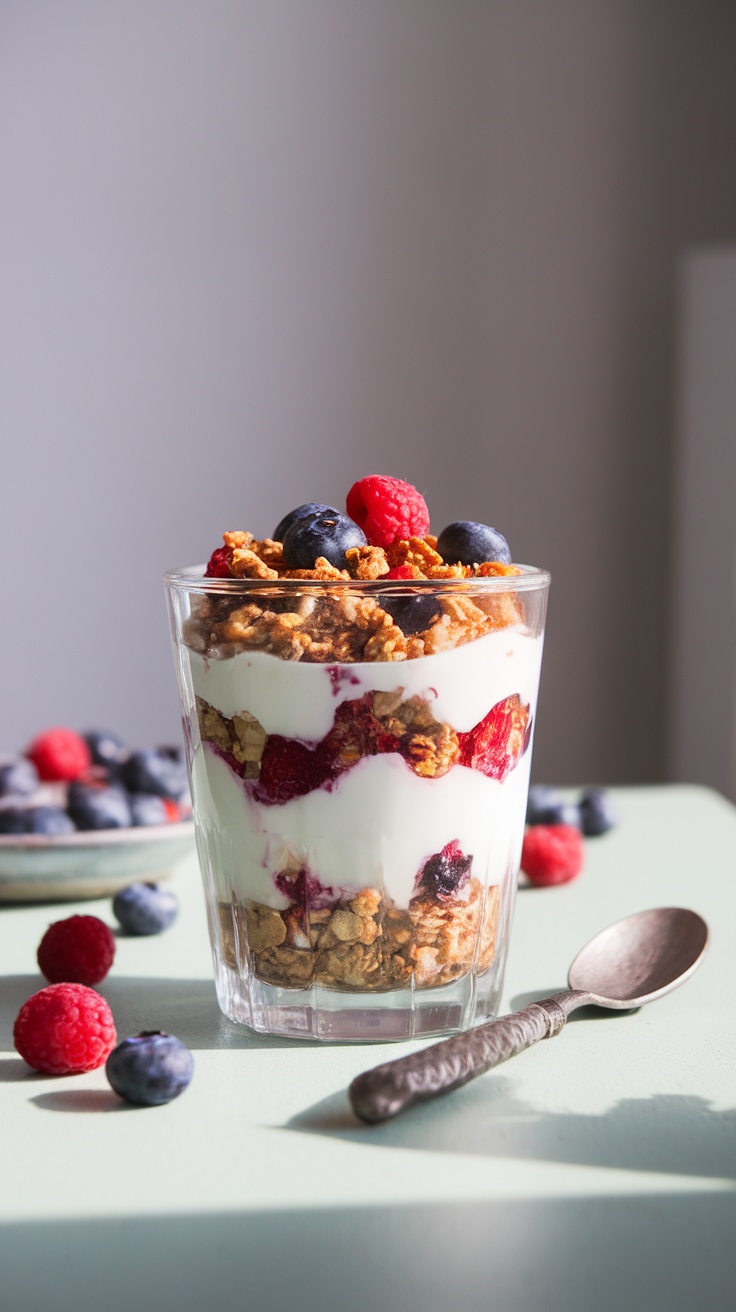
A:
[0, 728, 195, 902]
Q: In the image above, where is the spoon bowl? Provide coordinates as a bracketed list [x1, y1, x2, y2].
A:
[350, 905, 709, 1123]
[567, 906, 709, 1007]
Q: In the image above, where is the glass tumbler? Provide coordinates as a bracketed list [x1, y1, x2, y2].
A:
[165, 567, 549, 1041]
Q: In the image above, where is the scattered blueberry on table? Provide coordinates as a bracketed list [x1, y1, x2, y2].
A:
[579, 786, 619, 836]
[521, 784, 619, 886]
[106, 1031, 194, 1106]
[112, 882, 179, 936]
[525, 783, 618, 837]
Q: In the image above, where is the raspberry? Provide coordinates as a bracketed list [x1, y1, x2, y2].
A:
[204, 545, 233, 577]
[26, 727, 91, 783]
[346, 476, 430, 548]
[163, 798, 181, 822]
[255, 735, 336, 804]
[520, 824, 585, 887]
[13, 983, 117, 1074]
[458, 694, 531, 782]
[385, 565, 414, 580]
[37, 914, 116, 985]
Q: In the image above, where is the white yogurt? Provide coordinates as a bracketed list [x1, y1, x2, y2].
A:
[188, 626, 543, 740]
[192, 745, 532, 909]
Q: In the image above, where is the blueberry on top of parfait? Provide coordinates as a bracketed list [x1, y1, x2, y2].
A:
[436, 521, 511, 567]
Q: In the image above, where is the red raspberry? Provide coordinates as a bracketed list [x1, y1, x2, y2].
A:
[26, 727, 91, 782]
[520, 824, 585, 887]
[37, 914, 116, 986]
[205, 546, 233, 578]
[163, 799, 181, 822]
[346, 476, 430, 548]
[385, 565, 414, 580]
[13, 983, 117, 1074]
[458, 694, 531, 782]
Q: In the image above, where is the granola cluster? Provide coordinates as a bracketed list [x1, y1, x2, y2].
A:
[217, 879, 500, 992]
[183, 531, 521, 664]
[196, 688, 462, 783]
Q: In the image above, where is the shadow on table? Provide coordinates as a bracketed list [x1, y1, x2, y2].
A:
[1, 1191, 734, 1312]
[287, 1077, 736, 1182]
[0, 974, 316, 1075]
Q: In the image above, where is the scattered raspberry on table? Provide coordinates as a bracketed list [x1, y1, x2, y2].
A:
[37, 914, 116, 985]
[521, 824, 585, 886]
[13, 983, 117, 1074]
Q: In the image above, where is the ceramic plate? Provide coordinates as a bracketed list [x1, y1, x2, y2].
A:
[0, 822, 196, 902]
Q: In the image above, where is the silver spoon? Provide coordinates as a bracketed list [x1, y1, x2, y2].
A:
[349, 906, 709, 1124]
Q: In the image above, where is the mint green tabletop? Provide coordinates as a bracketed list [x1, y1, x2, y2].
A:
[1, 786, 734, 1312]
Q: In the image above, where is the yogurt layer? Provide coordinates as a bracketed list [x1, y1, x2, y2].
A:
[188, 625, 543, 739]
[192, 745, 532, 910]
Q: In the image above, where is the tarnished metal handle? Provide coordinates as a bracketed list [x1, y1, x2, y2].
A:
[349, 994, 576, 1123]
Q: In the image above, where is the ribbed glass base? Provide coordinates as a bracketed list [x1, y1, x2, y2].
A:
[212, 951, 507, 1042]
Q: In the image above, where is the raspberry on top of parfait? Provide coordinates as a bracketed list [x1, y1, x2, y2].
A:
[191, 475, 523, 664]
[202, 474, 516, 583]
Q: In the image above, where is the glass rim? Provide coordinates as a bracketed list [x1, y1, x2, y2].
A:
[164, 562, 550, 595]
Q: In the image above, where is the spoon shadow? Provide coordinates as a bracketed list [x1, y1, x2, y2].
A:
[286, 1080, 736, 1181]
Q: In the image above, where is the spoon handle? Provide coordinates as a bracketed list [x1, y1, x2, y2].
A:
[349, 992, 583, 1123]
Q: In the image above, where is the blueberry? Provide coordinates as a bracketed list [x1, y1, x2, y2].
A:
[121, 750, 187, 801]
[282, 512, 367, 571]
[113, 881, 179, 935]
[155, 744, 184, 763]
[526, 784, 561, 825]
[380, 591, 442, 636]
[0, 758, 39, 798]
[273, 503, 341, 543]
[419, 846, 472, 900]
[0, 808, 31, 834]
[436, 521, 511, 567]
[106, 1031, 193, 1106]
[526, 787, 582, 829]
[26, 806, 75, 835]
[129, 793, 169, 826]
[579, 787, 618, 837]
[84, 730, 128, 768]
[67, 783, 132, 830]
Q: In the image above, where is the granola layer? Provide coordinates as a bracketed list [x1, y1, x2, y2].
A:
[183, 532, 522, 664]
[217, 879, 500, 993]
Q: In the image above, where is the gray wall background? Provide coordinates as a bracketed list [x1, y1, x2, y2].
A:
[2, 1, 736, 784]
[668, 248, 736, 803]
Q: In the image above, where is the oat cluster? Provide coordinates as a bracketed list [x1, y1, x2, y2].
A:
[218, 881, 499, 992]
[196, 689, 461, 783]
[183, 531, 521, 663]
